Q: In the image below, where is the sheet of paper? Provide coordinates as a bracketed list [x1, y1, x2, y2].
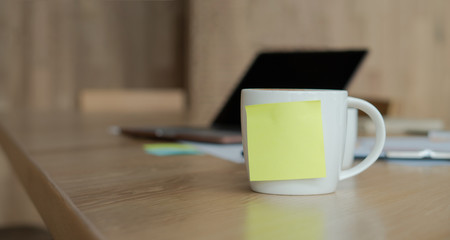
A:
[354, 136, 450, 166]
[245, 100, 326, 181]
[355, 136, 450, 157]
[181, 141, 244, 163]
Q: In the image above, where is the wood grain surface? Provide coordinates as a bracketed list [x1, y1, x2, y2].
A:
[0, 0, 183, 112]
[0, 112, 449, 240]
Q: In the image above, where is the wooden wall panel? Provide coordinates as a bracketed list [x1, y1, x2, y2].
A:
[1, 0, 449, 124]
[0, 0, 182, 112]
[77, 1, 183, 89]
[186, 0, 450, 126]
[0, 1, 28, 112]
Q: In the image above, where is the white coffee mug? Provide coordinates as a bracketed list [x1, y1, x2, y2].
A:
[241, 89, 385, 195]
[342, 108, 358, 169]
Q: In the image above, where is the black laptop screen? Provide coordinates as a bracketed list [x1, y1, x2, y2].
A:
[212, 50, 367, 129]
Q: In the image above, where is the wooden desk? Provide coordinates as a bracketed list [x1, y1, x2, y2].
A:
[0, 112, 449, 240]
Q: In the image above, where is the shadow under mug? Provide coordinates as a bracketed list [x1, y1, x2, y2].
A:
[241, 89, 386, 195]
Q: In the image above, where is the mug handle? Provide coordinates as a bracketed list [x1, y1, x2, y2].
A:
[339, 97, 386, 180]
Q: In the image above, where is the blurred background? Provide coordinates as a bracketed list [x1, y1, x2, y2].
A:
[0, 0, 449, 236]
[1, 0, 449, 124]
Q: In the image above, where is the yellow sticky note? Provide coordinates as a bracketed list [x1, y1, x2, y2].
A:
[245, 100, 326, 181]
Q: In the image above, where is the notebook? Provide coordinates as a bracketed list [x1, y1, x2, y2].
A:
[120, 50, 368, 143]
[355, 135, 450, 160]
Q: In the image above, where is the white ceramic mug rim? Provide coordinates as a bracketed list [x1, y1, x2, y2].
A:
[242, 89, 346, 94]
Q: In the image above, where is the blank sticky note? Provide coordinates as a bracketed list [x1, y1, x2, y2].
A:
[245, 100, 326, 181]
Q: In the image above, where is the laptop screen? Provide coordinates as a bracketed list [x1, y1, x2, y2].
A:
[212, 50, 368, 129]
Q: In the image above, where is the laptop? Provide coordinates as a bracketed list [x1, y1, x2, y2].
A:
[120, 50, 367, 143]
